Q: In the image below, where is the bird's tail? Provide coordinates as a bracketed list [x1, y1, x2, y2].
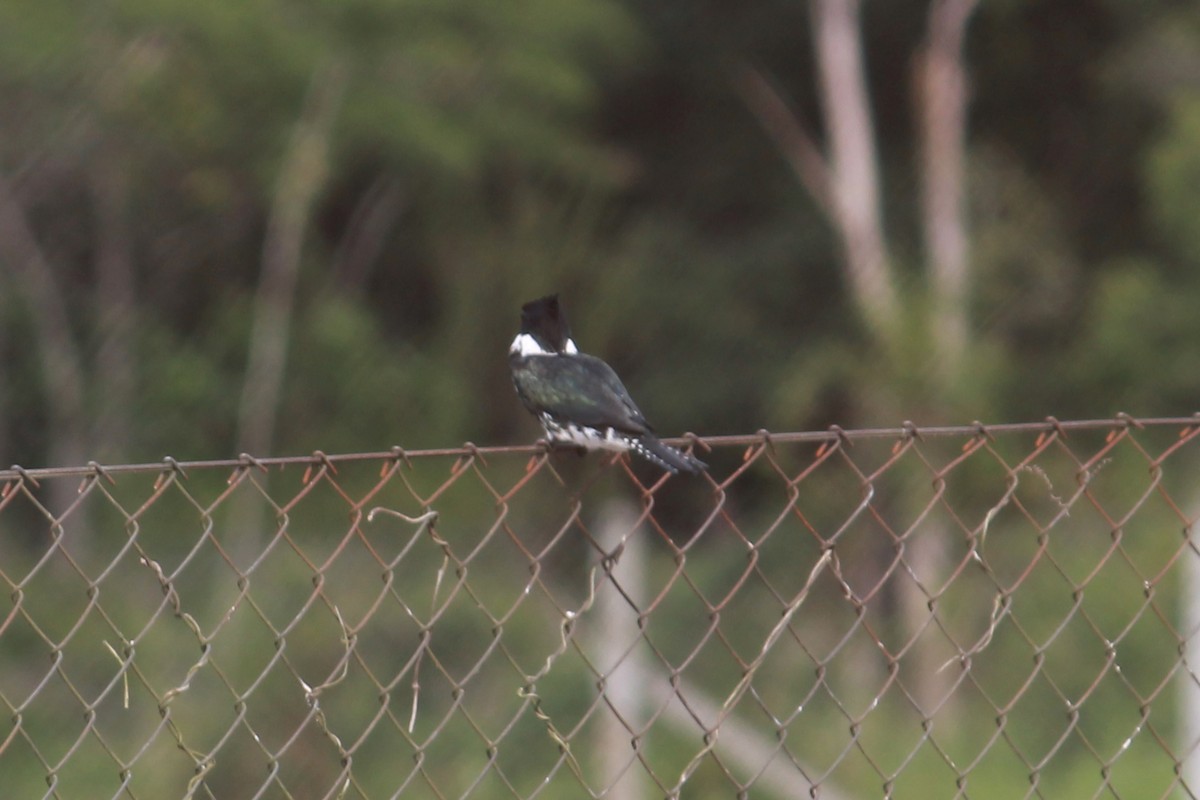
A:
[629, 434, 707, 475]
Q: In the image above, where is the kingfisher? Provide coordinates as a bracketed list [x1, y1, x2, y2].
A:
[509, 294, 707, 475]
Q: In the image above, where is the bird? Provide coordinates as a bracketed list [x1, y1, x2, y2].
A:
[508, 294, 707, 475]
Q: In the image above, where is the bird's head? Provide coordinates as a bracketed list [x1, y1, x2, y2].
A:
[511, 294, 578, 356]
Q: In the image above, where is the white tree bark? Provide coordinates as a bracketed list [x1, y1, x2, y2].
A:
[898, 0, 980, 719]
[1185, 512, 1200, 794]
[740, 0, 982, 732]
[91, 156, 136, 462]
[0, 174, 88, 476]
[333, 175, 406, 292]
[918, 0, 979, 378]
[811, 0, 899, 340]
[733, 65, 834, 216]
[594, 501, 652, 800]
[236, 62, 346, 458]
[224, 62, 346, 583]
[0, 171, 90, 535]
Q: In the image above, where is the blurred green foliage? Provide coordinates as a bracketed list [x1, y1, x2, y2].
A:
[1, 0, 1197, 466]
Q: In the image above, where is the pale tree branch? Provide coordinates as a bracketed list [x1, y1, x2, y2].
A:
[236, 60, 347, 457]
[593, 500, 652, 800]
[811, 0, 899, 342]
[736, 2, 900, 340]
[918, 0, 979, 378]
[91, 155, 136, 461]
[585, 501, 854, 800]
[88, 34, 158, 463]
[220, 60, 348, 608]
[0, 296, 6, 461]
[896, 0, 978, 733]
[732, 64, 834, 216]
[0, 173, 88, 473]
[332, 175, 406, 293]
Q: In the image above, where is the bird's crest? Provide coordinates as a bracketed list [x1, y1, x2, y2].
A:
[519, 294, 574, 354]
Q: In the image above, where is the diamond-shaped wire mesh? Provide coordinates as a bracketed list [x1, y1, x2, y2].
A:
[2, 416, 1200, 799]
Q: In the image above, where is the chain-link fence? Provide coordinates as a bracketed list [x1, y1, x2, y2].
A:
[2, 416, 1200, 799]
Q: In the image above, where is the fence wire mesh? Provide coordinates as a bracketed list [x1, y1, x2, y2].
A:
[2, 416, 1200, 799]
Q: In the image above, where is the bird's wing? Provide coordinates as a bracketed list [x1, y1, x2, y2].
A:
[513, 354, 653, 434]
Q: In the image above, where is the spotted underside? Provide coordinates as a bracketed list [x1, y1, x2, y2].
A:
[537, 414, 700, 473]
[540, 415, 630, 450]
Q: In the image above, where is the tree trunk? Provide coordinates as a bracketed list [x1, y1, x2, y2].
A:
[903, 0, 979, 721]
[593, 500, 652, 800]
[91, 155, 136, 462]
[811, 0, 898, 340]
[235, 61, 347, 458]
[917, 0, 979, 380]
[738, 0, 981, 726]
[0, 173, 89, 478]
[733, 65, 834, 215]
[218, 61, 349, 588]
[332, 175, 406, 293]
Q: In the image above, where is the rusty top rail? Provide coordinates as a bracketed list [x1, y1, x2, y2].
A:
[3, 414, 1197, 481]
